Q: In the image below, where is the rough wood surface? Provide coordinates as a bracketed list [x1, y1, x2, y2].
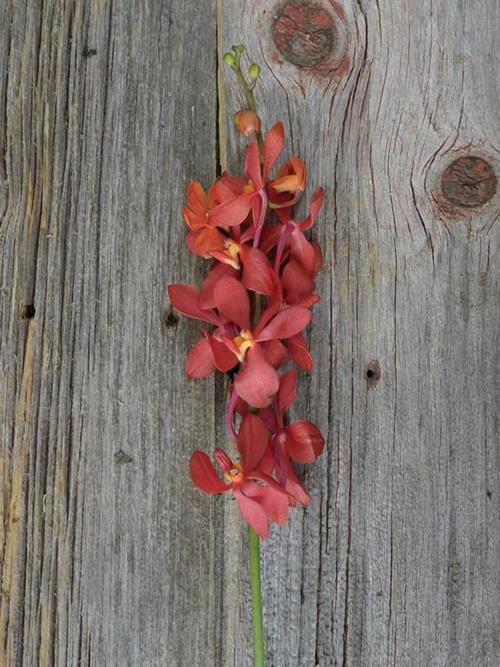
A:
[1, 0, 499, 665]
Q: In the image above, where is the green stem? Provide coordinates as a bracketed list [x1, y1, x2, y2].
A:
[248, 527, 265, 667]
[232, 50, 263, 148]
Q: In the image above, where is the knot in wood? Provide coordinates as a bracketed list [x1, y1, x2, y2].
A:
[272, 2, 335, 68]
[441, 156, 497, 208]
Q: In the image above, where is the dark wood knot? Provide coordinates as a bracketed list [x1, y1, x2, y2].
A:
[441, 156, 497, 208]
[272, 1, 336, 68]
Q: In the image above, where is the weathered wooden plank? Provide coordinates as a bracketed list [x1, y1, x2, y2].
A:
[0, 1, 220, 665]
[1, 0, 499, 665]
[220, 1, 500, 665]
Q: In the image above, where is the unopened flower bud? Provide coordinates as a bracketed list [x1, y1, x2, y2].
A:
[223, 52, 235, 67]
[233, 44, 245, 54]
[234, 110, 261, 137]
[248, 64, 261, 80]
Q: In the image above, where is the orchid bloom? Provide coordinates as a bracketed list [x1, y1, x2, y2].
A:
[261, 369, 324, 504]
[235, 110, 261, 139]
[168, 92, 326, 544]
[190, 413, 290, 538]
[168, 274, 312, 407]
[269, 156, 307, 209]
[208, 122, 285, 247]
[184, 176, 250, 262]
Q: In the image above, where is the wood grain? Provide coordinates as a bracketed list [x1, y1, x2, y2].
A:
[0, 0, 499, 665]
[1, 1, 220, 665]
[220, 1, 500, 665]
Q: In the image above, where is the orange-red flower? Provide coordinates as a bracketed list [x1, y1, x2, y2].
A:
[269, 156, 307, 209]
[235, 110, 261, 138]
[190, 413, 290, 537]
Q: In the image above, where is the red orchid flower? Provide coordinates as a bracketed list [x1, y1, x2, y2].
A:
[269, 156, 307, 209]
[168, 275, 312, 407]
[184, 175, 249, 259]
[271, 187, 324, 306]
[235, 110, 261, 139]
[208, 122, 285, 246]
[260, 369, 324, 503]
[190, 413, 290, 538]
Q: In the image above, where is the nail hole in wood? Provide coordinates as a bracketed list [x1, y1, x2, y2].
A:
[366, 360, 381, 387]
[20, 304, 35, 319]
[163, 308, 179, 328]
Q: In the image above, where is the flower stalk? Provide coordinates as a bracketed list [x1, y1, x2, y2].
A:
[249, 527, 265, 667]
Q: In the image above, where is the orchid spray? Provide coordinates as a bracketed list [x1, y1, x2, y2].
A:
[168, 45, 325, 666]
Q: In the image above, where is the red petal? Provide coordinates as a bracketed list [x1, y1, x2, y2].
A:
[168, 284, 220, 325]
[311, 240, 323, 275]
[281, 260, 316, 303]
[206, 334, 239, 372]
[199, 263, 238, 309]
[300, 187, 325, 230]
[245, 143, 263, 188]
[186, 227, 226, 258]
[277, 369, 297, 416]
[256, 306, 312, 341]
[260, 225, 283, 254]
[190, 451, 228, 493]
[285, 421, 325, 463]
[186, 181, 207, 216]
[255, 280, 283, 331]
[284, 462, 310, 506]
[235, 394, 250, 416]
[184, 207, 205, 230]
[241, 247, 275, 295]
[244, 475, 290, 525]
[213, 275, 250, 329]
[238, 413, 270, 472]
[263, 122, 285, 182]
[263, 339, 288, 368]
[286, 334, 313, 371]
[235, 345, 279, 408]
[289, 230, 317, 275]
[186, 338, 216, 378]
[208, 194, 253, 227]
[233, 489, 269, 538]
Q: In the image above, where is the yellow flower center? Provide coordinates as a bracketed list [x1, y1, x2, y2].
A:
[224, 238, 240, 258]
[233, 329, 253, 361]
[224, 463, 244, 483]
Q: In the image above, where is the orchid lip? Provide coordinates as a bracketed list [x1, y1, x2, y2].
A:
[233, 329, 254, 360]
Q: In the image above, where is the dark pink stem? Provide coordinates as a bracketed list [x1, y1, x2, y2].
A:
[226, 387, 239, 441]
[252, 189, 268, 249]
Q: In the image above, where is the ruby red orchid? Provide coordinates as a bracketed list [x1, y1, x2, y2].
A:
[168, 275, 311, 407]
[190, 413, 290, 538]
[168, 103, 325, 538]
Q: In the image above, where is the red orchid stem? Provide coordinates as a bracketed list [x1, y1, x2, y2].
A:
[252, 190, 268, 249]
[249, 527, 265, 667]
[226, 387, 239, 441]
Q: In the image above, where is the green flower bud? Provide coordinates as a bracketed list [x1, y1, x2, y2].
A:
[248, 64, 261, 79]
[223, 53, 235, 66]
[233, 44, 245, 54]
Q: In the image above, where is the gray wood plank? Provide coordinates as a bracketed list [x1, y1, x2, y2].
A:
[0, 1, 219, 665]
[1, 0, 499, 665]
[220, 1, 500, 665]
